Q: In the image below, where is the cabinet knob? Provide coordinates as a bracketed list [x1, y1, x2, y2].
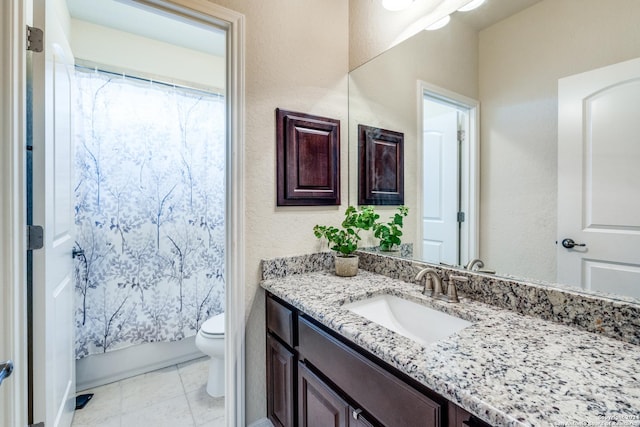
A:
[352, 408, 363, 420]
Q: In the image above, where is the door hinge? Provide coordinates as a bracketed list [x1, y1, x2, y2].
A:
[457, 130, 466, 143]
[26, 26, 44, 52]
[29, 423, 45, 427]
[457, 212, 465, 223]
[27, 225, 44, 250]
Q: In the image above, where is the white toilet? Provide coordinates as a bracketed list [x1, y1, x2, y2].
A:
[195, 312, 225, 397]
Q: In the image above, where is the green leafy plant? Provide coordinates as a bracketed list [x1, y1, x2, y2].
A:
[373, 206, 409, 251]
[314, 206, 379, 256]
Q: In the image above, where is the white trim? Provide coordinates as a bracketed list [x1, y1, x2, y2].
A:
[248, 418, 275, 427]
[0, 1, 29, 426]
[417, 80, 479, 266]
[76, 338, 203, 392]
[2, 0, 245, 425]
[131, 2, 246, 426]
[224, 10, 247, 427]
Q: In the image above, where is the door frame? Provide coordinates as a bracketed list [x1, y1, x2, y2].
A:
[0, 0, 29, 426]
[141, 3, 246, 425]
[1, 0, 246, 425]
[417, 80, 479, 266]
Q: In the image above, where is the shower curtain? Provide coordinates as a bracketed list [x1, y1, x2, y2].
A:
[73, 67, 226, 359]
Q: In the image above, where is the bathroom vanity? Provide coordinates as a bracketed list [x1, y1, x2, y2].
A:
[266, 293, 487, 427]
[261, 252, 640, 427]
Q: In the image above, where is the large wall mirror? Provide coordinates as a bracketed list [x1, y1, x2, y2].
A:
[348, 0, 640, 301]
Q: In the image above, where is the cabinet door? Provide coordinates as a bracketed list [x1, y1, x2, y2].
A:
[298, 362, 350, 427]
[267, 334, 295, 427]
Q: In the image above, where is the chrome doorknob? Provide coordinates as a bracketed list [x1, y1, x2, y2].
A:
[561, 238, 586, 249]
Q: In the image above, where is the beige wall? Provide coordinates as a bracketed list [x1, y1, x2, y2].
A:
[349, 0, 470, 70]
[70, 19, 225, 90]
[349, 16, 478, 254]
[207, 0, 350, 422]
[478, 0, 640, 281]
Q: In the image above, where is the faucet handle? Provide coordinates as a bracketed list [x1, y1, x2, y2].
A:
[447, 275, 469, 303]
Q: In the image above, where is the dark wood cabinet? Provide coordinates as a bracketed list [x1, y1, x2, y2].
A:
[267, 334, 295, 427]
[298, 362, 350, 427]
[351, 412, 376, 427]
[299, 362, 378, 427]
[266, 293, 493, 427]
[358, 125, 404, 205]
[276, 109, 341, 206]
[448, 403, 493, 427]
[266, 294, 298, 427]
[267, 295, 296, 348]
[298, 317, 441, 427]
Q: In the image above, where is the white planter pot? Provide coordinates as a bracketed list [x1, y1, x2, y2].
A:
[335, 255, 359, 277]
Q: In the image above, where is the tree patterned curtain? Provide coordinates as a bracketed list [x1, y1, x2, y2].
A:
[73, 67, 226, 359]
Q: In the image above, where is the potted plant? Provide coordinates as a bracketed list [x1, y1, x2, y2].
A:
[314, 206, 378, 276]
[373, 206, 409, 252]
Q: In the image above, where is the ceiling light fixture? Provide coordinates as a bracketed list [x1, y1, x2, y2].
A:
[425, 14, 450, 30]
[382, 0, 415, 12]
[457, 0, 486, 12]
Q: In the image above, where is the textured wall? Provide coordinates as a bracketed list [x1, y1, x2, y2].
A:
[349, 0, 470, 70]
[70, 19, 225, 90]
[478, 0, 640, 282]
[207, 0, 350, 422]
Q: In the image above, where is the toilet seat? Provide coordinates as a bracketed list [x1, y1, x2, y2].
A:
[200, 313, 224, 338]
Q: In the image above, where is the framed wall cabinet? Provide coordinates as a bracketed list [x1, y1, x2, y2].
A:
[358, 125, 404, 205]
[276, 109, 341, 206]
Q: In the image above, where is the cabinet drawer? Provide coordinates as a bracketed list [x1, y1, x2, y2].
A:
[299, 317, 441, 427]
[267, 294, 295, 347]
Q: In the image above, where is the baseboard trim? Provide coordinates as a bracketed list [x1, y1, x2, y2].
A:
[76, 337, 203, 391]
[247, 418, 274, 427]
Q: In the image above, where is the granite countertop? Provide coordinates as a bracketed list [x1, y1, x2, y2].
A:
[261, 270, 640, 427]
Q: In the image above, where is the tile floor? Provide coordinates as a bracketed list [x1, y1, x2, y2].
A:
[71, 357, 224, 427]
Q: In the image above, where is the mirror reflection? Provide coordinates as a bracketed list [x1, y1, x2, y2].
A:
[349, 0, 640, 300]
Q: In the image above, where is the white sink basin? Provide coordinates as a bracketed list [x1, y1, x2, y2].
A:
[343, 294, 472, 346]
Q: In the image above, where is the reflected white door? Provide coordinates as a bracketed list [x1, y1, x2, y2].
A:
[558, 57, 640, 298]
[32, 0, 76, 425]
[422, 102, 458, 265]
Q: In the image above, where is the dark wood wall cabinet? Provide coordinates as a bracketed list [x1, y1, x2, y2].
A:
[265, 293, 493, 427]
[358, 125, 404, 205]
[276, 109, 341, 206]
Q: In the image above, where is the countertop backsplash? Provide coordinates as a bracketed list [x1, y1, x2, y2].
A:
[262, 250, 640, 346]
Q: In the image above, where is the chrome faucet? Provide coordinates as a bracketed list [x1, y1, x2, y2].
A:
[415, 268, 462, 303]
[465, 258, 484, 271]
[414, 268, 441, 297]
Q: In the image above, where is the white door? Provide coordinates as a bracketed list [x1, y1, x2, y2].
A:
[558, 57, 640, 298]
[422, 100, 459, 265]
[31, 0, 76, 425]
